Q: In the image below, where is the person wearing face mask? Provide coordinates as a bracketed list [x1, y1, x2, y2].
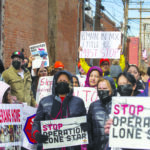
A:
[31, 67, 48, 99]
[85, 66, 103, 87]
[32, 70, 86, 150]
[117, 72, 137, 96]
[87, 78, 113, 150]
[127, 65, 145, 95]
[2, 51, 36, 106]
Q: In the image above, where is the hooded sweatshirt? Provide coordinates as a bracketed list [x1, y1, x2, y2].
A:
[0, 81, 10, 103]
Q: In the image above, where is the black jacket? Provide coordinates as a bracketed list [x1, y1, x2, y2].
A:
[88, 99, 112, 150]
[32, 70, 86, 150]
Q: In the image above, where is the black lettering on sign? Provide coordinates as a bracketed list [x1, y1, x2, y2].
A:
[147, 129, 150, 139]
[113, 116, 119, 126]
[112, 128, 118, 138]
[135, 128, 142, 139]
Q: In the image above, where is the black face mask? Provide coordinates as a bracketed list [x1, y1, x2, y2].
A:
[55, 82, 70, 95]
[12, 60, 21, 70]
[98, 90, 111, 105]
[117, 84, 133, 96]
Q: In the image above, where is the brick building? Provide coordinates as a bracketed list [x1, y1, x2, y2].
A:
[0, 0, 118, 73]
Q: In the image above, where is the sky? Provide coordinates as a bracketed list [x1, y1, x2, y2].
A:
[88, 0, 150, 37]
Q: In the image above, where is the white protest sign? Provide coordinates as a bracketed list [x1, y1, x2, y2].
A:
[29, 42, 49, 69]
[109, 97, 150, 149]
[76, 75, 86, 87]
[80, 31, 121, 59]
[73, 87, 98, 111]
[22, 105, 37, 150]
[41, 116, 88, 149]
[36, 76, 53, 104]
[0, 104, 23, 149]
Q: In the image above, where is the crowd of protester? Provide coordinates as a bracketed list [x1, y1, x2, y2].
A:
[0, 47, 150, 150]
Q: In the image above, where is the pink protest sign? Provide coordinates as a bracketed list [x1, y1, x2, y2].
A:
[73, 87, 98, 111]
[109, 97, 150, 149]
[79, 31, 121, 59]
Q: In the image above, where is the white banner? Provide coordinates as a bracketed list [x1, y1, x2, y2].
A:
[0, 104, 23, 149]
[36, 76, 53, 104]
[29, 42, 49, 69]
[41, 116, 88, 149]
[80, 31, 121, 59]
[73, 87, 98, 111]
[109, 97, 150, 149]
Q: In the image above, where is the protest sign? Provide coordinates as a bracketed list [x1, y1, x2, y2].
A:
[41, 116, 88, 149]
[80, 31, 121, 59]
[0, 104, 23, 149]
[73, 87, 98, 111]
[22, 105, 37, 150]
[109, 97, 150, 149]
[29, 42, 49, 69]
[36, 76, 53, 104]
[76, 75, 86, 87]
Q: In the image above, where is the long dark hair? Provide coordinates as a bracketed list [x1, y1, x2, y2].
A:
[2, 88, 11, 103]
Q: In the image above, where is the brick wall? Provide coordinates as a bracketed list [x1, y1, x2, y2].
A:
[3, 0, 48, 68]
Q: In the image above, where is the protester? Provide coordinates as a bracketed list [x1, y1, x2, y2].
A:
[31, 67, 48, 99]
[88, 78, 113, 150]
[0, 81, 20, 104]
[103, 76, 117, 96]
[127, 64, 145, 95]
[2, 51, 36, 106]
[48, 65, 55, 76]
[85, 66, 103, 87]
[0, 59, 5, 81]
[110, 59, 122, 87]
[32, 70, 86, 150]
[54, 61, 64, 74]
[72, 75, 80, 87]
[78, 61, 86, 75]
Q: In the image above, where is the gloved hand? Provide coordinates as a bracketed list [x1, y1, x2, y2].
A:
[80, 122, 89, 132]
[35, 132, 48, 143]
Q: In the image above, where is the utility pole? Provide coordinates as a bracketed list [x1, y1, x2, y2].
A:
[123, 0, 129, 57]
[143, 23, 146, 49]
[94, 0, 101, 31]
[139, 1, 143, 67]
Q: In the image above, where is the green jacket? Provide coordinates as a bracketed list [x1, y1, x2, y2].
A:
[2, 66, 36, 106]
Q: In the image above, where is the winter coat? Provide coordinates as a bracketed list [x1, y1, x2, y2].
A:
[85, 66, 103, 87]
[80, 54, 125, 74]
[2, 66, 36, 106]
[32, 70, 86, 150]
[134, 80, 145, 96]
[87, 99, 112, 150]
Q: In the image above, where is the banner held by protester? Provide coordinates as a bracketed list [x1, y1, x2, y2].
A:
[29, 42, 49, 69]
[0, 104, 23, 149]
[41, 116, 88, 149]
[109, 97, 150, 149]
[73, 87, 98, 111]
[80, 31, 121, 59]
[36, 76, 53, 104]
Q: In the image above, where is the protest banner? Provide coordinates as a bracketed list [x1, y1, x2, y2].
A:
[109, 97, 150, 149]
[0, 104, 23, 149]
[73, 87, 98, 111]
[22, 105, 37, 150]
[36, 76, 53, 104]
[76, 75, 86, 87]
[41, 116, 88, 149]
[29, 42, 49, 69]
[79, 31, 121, 59]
